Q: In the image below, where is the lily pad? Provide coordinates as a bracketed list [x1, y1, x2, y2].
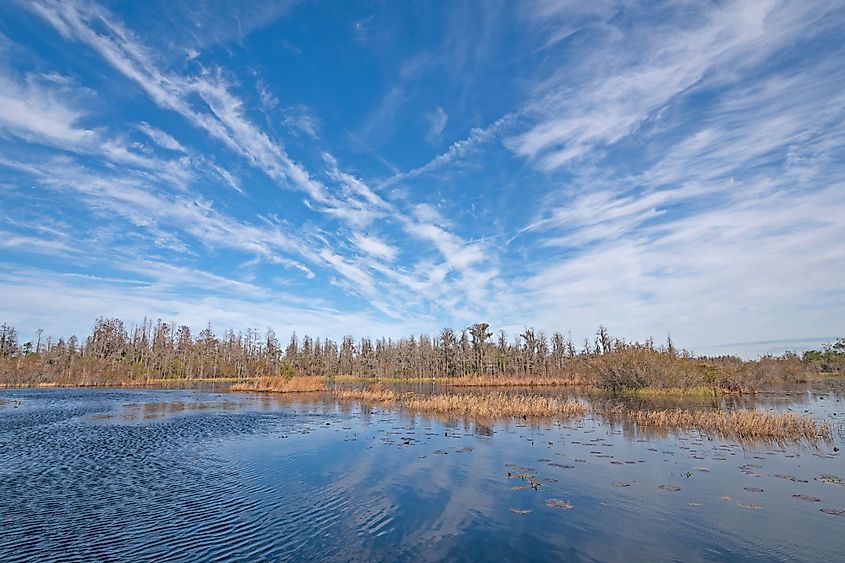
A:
[774, 474, 808, 483]
[659, 484, 681, 492]
[817, 475, 844, 486]
[546, 499, 573, 509]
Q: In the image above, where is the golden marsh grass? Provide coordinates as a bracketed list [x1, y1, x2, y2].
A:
[602, 405, 831, 442]
[444, 375, 588, 387]
[231, 376, 326, 393]
[334, 389, 587, 419]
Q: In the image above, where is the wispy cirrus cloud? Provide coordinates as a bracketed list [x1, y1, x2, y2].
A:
[1, 0, 842, 357]
[29, 0, 329, 201]
[425, 106, 448, 143]
[508, 0, 837, 171]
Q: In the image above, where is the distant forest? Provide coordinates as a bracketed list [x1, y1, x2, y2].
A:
[0, 318, 843, 389]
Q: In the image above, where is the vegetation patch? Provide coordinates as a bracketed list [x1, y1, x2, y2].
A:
[602, 405, 831, 443]
[231, 376, 326, 393]
[334, 389, 587, 419]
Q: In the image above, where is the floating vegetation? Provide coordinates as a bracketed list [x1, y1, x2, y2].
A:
[334, 389, 587, 419]
[816, 474, 844, 486]
[510, 508, 532, 515]
[545, 499, 573, 510]
[612, 481, 632, 488]
[737, 503, 762, 510]
[446, 376, 587, 387]
[820, 508, 845, 517]
[774, 474, 809, 483]
[602, 405, 831, 443]
[744, 487, 764, 493]
[231, 376, 326, 393]
[720, 496, 734, 502]
[792, 495, 821, 502]
[659, 485, 681, 492]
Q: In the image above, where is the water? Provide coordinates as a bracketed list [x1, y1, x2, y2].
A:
[1, 387, 843, 561]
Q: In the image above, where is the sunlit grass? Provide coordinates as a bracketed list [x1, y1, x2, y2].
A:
[334, 389, 587, 419]
[444, 375, 587, 387]
[601, 405, 831, 442]
[231, 376, 326, 393]
[591, 385, 720, 397]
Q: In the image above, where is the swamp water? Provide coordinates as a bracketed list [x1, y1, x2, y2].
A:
[1, 386, 843, 561]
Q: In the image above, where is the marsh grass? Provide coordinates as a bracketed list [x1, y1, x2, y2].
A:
[0, 376, 253, 389]
[595, 386, 720, 398]
[601, 405, 831, 442]
[231, 376, 326, 393]
[444, 375, 588, 387]
[334, 389, 587, 419]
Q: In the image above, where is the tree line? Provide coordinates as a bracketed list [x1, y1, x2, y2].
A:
[0, 318, 841, 387]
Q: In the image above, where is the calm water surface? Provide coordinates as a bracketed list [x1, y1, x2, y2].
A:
[1, 386, 843, 562]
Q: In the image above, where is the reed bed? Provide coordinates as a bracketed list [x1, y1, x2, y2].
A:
[334, 389, 587, 419]
[231, 376, 326, 393]
[602, 405, 831, 442]
[444, 375, 587, 387]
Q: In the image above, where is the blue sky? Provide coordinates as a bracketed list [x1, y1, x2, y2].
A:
[0, 0, 843, 357]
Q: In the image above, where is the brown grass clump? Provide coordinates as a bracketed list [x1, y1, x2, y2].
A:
[603, 405, 831, 443]
[231, 376, 326, 393]
[334, 389, 586, 419]
[335, 388, 398, 403]
[444, 375, 587, 387]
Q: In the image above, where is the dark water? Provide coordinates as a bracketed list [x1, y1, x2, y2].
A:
[1, 387, 843, 562]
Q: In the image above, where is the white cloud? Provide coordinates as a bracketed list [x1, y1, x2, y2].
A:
[508, 0, 834, 170]
[137, 122, 187, 152]
[0, 71, 95, 146]
[350, 232, 398, 262]
[283, 105, 320, 138]
[425, 106, 448, 143]
[29, 0, 330, 202]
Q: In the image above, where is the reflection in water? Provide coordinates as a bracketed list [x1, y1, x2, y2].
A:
[0, 386, 843, 561]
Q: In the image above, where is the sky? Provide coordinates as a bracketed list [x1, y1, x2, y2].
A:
[0, 0, 843, 357]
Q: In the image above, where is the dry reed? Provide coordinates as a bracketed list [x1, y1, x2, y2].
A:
[334, 389, 587, 419]
[603, 405, 831, 442]
[231, 376, 326, 393]
[444, 375, 587, 387]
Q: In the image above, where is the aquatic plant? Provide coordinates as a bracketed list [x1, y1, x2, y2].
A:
[231, 376, 326, 393]
[444, 375, 587, 387]
[601, 405, 831, 443]
[334, 389, 587, 419]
